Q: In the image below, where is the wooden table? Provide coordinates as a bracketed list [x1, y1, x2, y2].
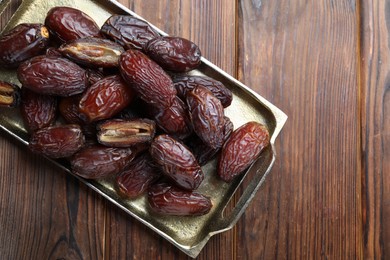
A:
[0, 0, 388, 259]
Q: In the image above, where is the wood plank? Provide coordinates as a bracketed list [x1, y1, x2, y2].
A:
[237, 0, 363, 259]
[104, 1, 238, 259]
[360, 0, 390, 259]
[0, 2, 107, 259]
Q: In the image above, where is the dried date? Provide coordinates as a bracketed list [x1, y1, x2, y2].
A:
[218, 121, 270, 182]
[17, 55, 87, 97]
[119, 49, 176, 109]
[0, 81, 20, 107]
[79, 75, 135, 122]
[149, 134, 204, 190]
[173, 75, 232, 108]
[116, 153, 161, 199]
[70, 145, 144, 179]
[145, 36, 201, 72]
[58, 37, 125, 68]
[187, 116, 233, 166]
[97, 118, 156, 147]
[186, 86, 225, 149]
[148, 182, 212, 216]
[101, 15, 159, 50]
[0, 23, 49, 68]
[20, 88, 57, 132]
[151, 96, 192, 140]
[29, 124, 85, 158]
[45, 6, 100, 43]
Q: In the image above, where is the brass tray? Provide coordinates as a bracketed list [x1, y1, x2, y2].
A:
[0, 0, 287, 257]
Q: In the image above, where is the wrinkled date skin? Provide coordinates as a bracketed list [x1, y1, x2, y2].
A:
[101, 15, 160, 50]
[20, 88, 57, 132]
[0, 81, 20, 107]
[97, 118, 156, 147]
[145, 36, 201, 72]
[17, 55, 87, 97]
[59, 37, 125, 68]
[119, 49, 176, 109]
[186, 86, 225, 149]
[149, 134, 204, 190]
[29, 124, 85, 158]
[79, 75, 135, 122]
[173, 75, 232, 108]
[70, 145, 144, 179]
[187, 116, 234, 166]
[45, 6, 101, 43]
[116, 153, 161, 199]
[59, 95, 85, 125]
[218, 121, 270, 182]
[0, 23, 50, 68]
[148, 182, 212, 216]
[151, 97, 192, 140]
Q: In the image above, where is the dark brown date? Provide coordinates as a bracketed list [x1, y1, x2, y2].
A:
[145, 36, 201, 72]
[79, 75, 135, 122]
[148, 182, 212, 216]
[71, 145, 144, 179]
[0, 23, 50, 68]
[186, 86, 225, 149]
[29, 124, 85, 158]
[45, 6, 100, 43]
[97, 118, 156, 147]
[218, 121, 270, 182]
[187, 116, 234, 166]
[151, 96, 192, 140]
[17, 55, 87, 97]
[0, 81, 20, 107]
[116, 153, 161, 199]
[58, 37, 125, 68]
[58, 95, 85, 125]
[101, 15, 159, 50]
[119, 49, 176, 109]
[173, 75, 232, 108]
[85, 69, 105, 86]
[20, 88, 57, 132]
[149, 134, 203, 190]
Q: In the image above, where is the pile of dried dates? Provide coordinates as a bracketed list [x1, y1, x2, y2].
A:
[0, 6, 270, 216]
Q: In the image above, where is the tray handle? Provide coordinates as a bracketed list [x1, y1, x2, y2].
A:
[209, 145, 276, 234]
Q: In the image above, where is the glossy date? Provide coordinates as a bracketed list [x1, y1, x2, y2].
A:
[45, 6, 101, 43]
[173, 75, 233, 108]
[116, 153, 161, 199]
[149, 134, 204, 190]
[119, 49, 176, 109]
[17, 55, 87, 97]
[218, 121, 270, 182]
[29, 124, 85, 158]
[101, 15, 159, 50]
[79, 75, 135, 122]
[186, 86, 225, 149]
[70, 145, 144, 179]
[20, 88, 57, 132]
[145, 36, 201, 72]
[148, 182, 212, 216]
[0, 23, 49, 68]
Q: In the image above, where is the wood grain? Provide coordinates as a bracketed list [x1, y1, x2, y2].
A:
[237, 0, 363, 259]
[1, 0, 388, 259]
[360, 0, 390, 259]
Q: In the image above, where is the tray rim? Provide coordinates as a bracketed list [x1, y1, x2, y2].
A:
[0, 0, 288, 258]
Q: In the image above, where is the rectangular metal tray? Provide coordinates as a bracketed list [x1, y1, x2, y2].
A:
[0, 0, 287, 257]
